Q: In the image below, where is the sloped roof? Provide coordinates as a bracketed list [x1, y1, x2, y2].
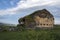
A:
[30, 9, 54, 18]
[18, 9, 54, 22]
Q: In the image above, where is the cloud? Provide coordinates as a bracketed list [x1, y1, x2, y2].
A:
[17, 0, 55, 8]
[0, 9, 17, 15]
[46, 7, 60, 17]
[0, 0, 56, 15]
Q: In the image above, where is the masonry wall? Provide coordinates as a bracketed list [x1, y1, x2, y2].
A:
[34, 16, 54, 28]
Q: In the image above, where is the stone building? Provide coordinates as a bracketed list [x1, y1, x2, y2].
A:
[18, 9, 54, 29]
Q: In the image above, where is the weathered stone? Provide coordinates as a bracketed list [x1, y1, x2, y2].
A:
[18, 9, 54, 29]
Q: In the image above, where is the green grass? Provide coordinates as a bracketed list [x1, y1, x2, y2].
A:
[0, 25, 60, 40]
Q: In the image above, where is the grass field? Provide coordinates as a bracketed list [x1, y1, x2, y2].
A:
[0, 25, 60, 40]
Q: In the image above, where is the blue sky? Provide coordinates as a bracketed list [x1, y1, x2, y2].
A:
[0, 0, 60, 24]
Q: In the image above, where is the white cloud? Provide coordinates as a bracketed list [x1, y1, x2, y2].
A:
[15, 0, 56, 9]
[0, 9, 17, 15]
[0, 0, 56, 15]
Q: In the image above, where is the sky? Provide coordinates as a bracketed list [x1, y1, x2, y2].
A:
[0, 0, 60, 24]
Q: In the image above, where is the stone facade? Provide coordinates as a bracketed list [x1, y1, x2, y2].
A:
[34, 16, 54, 28]
[18, 9, 54, 28]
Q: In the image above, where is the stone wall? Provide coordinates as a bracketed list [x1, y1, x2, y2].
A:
[34, 16, 54, 28]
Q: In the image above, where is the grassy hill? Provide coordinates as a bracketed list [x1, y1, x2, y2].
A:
[0, 25, 60, 40]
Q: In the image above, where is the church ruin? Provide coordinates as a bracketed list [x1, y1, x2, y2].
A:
[18, 9, 54, 29]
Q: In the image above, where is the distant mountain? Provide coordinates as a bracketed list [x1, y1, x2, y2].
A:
[0, 23, 16, 27]
[0, 23, 4, 25]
